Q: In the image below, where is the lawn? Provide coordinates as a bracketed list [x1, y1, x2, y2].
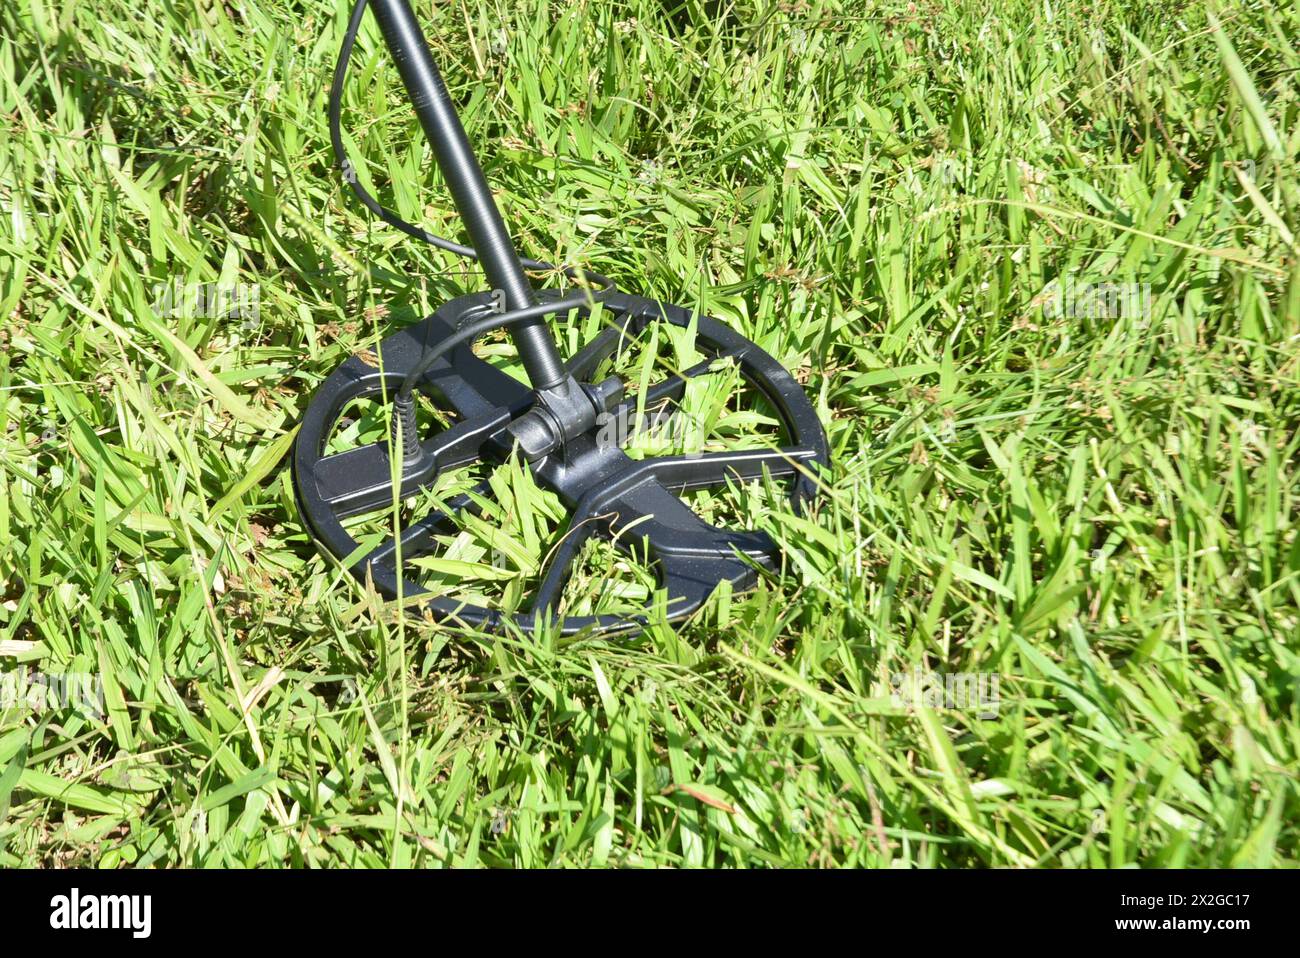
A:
[1, 0, 1297, 867]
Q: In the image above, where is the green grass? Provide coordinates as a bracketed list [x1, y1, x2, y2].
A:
[2, 0, 1298, 867]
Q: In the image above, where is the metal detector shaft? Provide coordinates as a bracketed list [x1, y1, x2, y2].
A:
[366, 0, 567, 389]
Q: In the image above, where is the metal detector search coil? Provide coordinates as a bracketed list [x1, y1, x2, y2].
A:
[292, 0, 830, 635]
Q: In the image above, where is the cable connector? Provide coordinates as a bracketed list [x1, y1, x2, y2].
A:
[390, 393, 424, 472]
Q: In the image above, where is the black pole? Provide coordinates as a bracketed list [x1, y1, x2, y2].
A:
[365, 0, 567, 390]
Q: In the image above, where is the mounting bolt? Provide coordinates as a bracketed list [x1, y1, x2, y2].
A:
[583, 376, 625, 412]
[506, 406, 562, 461]
[506, 375, 621, 462]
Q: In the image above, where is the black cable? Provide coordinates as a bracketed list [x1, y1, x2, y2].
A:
[330, 0, 616, 284]
[330, 0, 615, 456]
[389, 300, 574, 457]
[331, 0, 500, 263]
